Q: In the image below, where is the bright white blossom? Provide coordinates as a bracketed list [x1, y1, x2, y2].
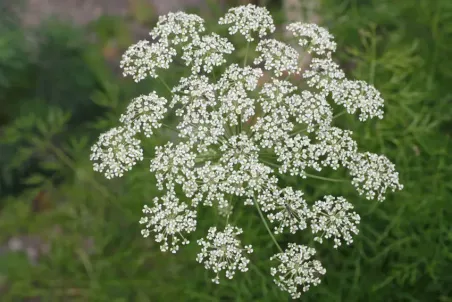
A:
[197, 225, 253, 284]
[181, 33, 234, 73]
[254, 39, 300, 76]
[218, 4, 275, 41]
[332, 80, 385, 121]
[150, 142, 197, 190]
[258, 186, 310, 234]
[90, 4, 403, 299]
[139, 189, 197, 253]
[348, 152, 404, 201]
[120, 40, 176, 82]
[286, 23, 337, 56]
[303, 58, 345, 90]
[150, 11, 205, 44]
[313, 127, 358, 170]
[90, 126, 143, 179]
[304, 58, 384, 121]
[119, 92, 168, 137]
[270, 244, 326, 299]
[309, 196, 361, 248]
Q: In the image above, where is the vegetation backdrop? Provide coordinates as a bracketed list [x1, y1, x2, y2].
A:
[0, 0, 451, 301]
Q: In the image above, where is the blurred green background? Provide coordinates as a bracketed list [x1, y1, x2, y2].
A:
[0, 0, 451, 301]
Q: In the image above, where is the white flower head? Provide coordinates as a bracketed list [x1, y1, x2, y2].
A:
[197, 225, 253, 284]
[219, 4, 275, 41]
[258, 186, 310, 234]
[286, 23, 337, 56]
[310, 196, 361, 248]
[217, 64, 262, 125]
[119, 92, 168, 137]
[254, 39, 300, 76]
[349, 152, 403, 201]
[270, 244, 326, 299]
[90, 4, 404, 297]
[150, 142, 197, 190]
[120, 40, 176, 82]
[90, 126, 143, 179]
[286, 91, 333, 132]
[150, 11, 205, 44]
[193, 162, 228, 207]
[273, 134, 319, 176]
[258, 79, 298, 113]
[303, 58, 345, 90]
[182, 33, 234, 74]
[139, 189, 197, 253]
[171, 75, 225, 151]
[314, 127, 358, 170]
[332, 80, 385, 121]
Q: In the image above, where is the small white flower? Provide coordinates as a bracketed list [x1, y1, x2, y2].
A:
[193, 162, 228, 207]
[182, 33, 234, 74]
[218, 134, 274, 198]
[150, 142, 197, 190]
[258, 186, 310, 234]
[197, 225, 253, 284]
[120, 40, 176, 82]
[258, 79, 298, 113]
[273, 134, 319, 176]
[332, 80, 385, 121]
[348, 152, 403, 201]
[286, 90, 333, 132]
[217, 64, 263, 126]
[150, 11, 205, 45]
[286, 23, 337, 56]
[270, 243, 326, 299]
[254, 39, 300, 76]
[217, 64, 263, 93]
[119, 91, 168, 137]
[313, 127, 358, 170]
[219, 4, 275, 42]
[90, 126, 143, 179]
[309, 196, 360, 248]
[171, 75, 225, 151]
[303, 57, 345, 90]
[139, 189, 197, 253]
[251, 106, 294, 149]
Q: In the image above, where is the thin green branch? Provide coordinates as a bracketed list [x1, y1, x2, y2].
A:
[253, 194, 283, 253]
[303, 173, 347, 182]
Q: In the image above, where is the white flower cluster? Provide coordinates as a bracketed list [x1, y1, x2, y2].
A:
[139, 188, 196, 253]
[286, 23, 337, 56]
[310, 196, 360, 248]
[119, 92, 168, 137]
[218, 4, 275, 41]
[120, 40, 176, 82]
[90, 126, 143, 179]
[254, 39, 300, 76]
[270, 243, 326, 299]
[197, 225, 253, 284]
[181, 33, 234, 74]
[91, 4, 403, 299]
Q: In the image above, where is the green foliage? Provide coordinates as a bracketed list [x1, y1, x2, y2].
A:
[1, 0, 451, 301]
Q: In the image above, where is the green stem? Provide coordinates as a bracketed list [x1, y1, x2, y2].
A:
[333, 110, 347, 119]
[290, 110, 348, 137]
[238, 114, 242, 134]
[162, 123, 179, 133]
[253, 194, 283, 253]
[243, 42, 250, 67]
[303, 173, 346, 182]
[260, 159, 279, 169]
[158, 77, 173, 95]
